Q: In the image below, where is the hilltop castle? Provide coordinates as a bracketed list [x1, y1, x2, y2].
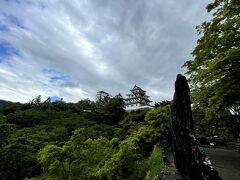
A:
[96, 85, 152, 110]
[124, 85, 152, 110]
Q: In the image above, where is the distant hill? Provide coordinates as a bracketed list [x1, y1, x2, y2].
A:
[0, 99, 12, 105]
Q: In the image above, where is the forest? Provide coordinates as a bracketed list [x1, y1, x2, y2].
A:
[0, 97, 170, 179]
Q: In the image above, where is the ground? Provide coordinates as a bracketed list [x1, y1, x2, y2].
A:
[166, 147, 240, 180]
[200, 147, 240, 180]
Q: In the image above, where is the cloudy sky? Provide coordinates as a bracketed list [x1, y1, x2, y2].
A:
[0, 0, 211, 103]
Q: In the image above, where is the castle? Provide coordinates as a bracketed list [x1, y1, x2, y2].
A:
[96, 85, 152, 110]
[124, 85, 152, 110]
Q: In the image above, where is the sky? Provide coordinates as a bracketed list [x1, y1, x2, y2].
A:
[0, 0, 211, 103]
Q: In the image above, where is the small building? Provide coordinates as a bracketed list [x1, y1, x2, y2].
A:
[124, 85, 152, 110]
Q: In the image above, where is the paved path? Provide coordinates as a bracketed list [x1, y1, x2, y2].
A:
[200, 147, 240, 180]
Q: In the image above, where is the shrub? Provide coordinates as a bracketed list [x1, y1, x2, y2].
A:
[145, 145, 165, 180]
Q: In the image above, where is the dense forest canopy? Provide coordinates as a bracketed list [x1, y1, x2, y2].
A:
[0, 96, 170, 179]
[183, 0, 240, 133]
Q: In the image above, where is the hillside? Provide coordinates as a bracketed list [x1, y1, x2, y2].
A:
[0, 97, 170, 179]
[0, 99, 11, 105]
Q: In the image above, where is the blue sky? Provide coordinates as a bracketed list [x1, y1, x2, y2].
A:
[50, 96, 61, 102]
[0, 0, 211, 103]
[0, 42, 18, 62]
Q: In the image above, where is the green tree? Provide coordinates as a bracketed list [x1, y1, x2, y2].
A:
[154, 100, 170, 108]
[145, 104, 170, 133]
[0, 102, 22, 115]
[96, 127, 149, 179]
[145, 104, 171, 148]
[0, 127, 49, 179]
[6, 109, 59, 127]
[38, 129, 116, 180]
[183, 0, 240, 118]
[29, 95, 42, 107]
[51, 101, 67, 111]
[145, 145, 165, 180]
[68, 99, 96, 114]
[118, 109, 149, 139]
[102, 97, 126, 125]
[0, 123, 16, 148]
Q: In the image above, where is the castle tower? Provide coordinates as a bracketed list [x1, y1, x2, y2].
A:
[124, 85, 152, 110]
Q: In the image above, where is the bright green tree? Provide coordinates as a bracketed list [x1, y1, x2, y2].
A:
[96, 126, 151, 179]
[145, 104, 171, 148]
[38, 129, 116, 180]
[183, 0, 240, 119]
[145, 145, 165, 180]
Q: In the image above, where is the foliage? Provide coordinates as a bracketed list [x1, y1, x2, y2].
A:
[68, 99, 96, 114]
[6, 109, 46, 127]
[183, 0, 240, 118]
[118, 109, 148, 138]
[145, 104, 170, 132]
[29, 95, 42, 107]
[145, 145, 165, 180]
[0, 127, 49, 179]
[0, 102, 22, 115]
[0, 98, 170, 180]
[154, 100, 170, 108]
[38, 129, 116, 180]
[101, 97, 126, 125]
[96, 137, 147, 179]
[96, 91, 112, 103]
[0, 113, 6, 124]
[145, 104, 171, 148]
[0, 123, 16, 148]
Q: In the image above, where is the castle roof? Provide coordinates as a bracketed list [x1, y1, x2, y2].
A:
[130, 85, 146, 93]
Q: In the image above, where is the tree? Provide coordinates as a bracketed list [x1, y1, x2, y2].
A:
[0, 128, 49, 179]
[145, 145, 165, 180]
[102, 97, 126, 125]
[38, 129, 116, 180]
[145, 103, 171, 148]
[154, 100, 170, 108]
[67, 99, 96, 116]
[96, 126, 150, 179]
[96, 91, 112, 103]
[29, 95, 42, 107]
[0, 102, 22, 115]
[183, 0, 240, 119]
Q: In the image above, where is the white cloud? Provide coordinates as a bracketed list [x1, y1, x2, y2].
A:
[0, 0, 211, 103]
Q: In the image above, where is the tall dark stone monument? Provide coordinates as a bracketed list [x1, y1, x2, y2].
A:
[170, 74, 221, 180]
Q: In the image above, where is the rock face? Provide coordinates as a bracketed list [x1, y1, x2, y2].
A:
[170, 74, 201, 179]
[170, 74, 221, 180]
